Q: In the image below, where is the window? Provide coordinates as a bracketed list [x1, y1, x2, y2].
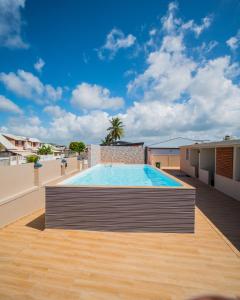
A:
[186, 149, 189, 160]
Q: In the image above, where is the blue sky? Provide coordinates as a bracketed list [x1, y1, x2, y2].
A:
[0, 0, 240, 144]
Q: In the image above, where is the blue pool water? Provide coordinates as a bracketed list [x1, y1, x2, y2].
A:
[61, 164, 182, 187]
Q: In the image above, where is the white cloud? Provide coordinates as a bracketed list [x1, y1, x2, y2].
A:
[98, 28, 136, 59]
[0, 70, 62, 104]
[6, 109, 111, 144]
[128, 34, 196, 103]
[182, 16, 212, 37]
[0, 95, 22, 114]
[2, 2, 240, 144]
[34, 58, 45, 73]
[0, 0, 28, 49]
[71, 83, 124, 110]
[44, 105, 66, 118]
[227, 30, 240, 50]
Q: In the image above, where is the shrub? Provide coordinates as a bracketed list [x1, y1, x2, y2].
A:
[26, 155, 39, 164]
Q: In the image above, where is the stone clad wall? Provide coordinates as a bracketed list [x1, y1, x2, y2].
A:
[100, 146, 144, 164]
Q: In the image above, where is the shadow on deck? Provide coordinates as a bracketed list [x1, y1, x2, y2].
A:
[26, 213, 45, 231]
[165, 169, 240, 252]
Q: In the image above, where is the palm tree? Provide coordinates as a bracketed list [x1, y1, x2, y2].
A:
[101, 133, 113, 146]
[107, 117, 124, 142]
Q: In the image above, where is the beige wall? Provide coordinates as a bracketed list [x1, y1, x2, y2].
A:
[0, 157, 81, 228]
[0, 188, 44, 228]
[38, 160, 62, 186]
[0, 163, 35, 200]
[65, 157, 78, 175]
[150, 155, 180, 168]
[180, 148, 196, 177]
[215, 174, 240, 201]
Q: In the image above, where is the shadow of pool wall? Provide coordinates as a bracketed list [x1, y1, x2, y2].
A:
[45, 186, 195, 233]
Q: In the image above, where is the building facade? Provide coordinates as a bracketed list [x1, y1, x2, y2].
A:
[180, 139, 240, 201]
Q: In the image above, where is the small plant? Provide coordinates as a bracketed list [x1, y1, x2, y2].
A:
[26, 155, 39, 164]
[155, 162, 161, 169]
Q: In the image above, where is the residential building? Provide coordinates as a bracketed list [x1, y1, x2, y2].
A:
[147, 137, 206, 168]
[180, 139, 240, 201]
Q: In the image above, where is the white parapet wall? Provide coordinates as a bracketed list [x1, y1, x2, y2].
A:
[180, 148, 196, 177]
[215, 174, 240, 201]
[199, 168, 210, 185]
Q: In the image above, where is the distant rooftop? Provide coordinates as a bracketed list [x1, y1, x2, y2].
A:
[1, 132, 41, 143]
[102, 141, 144, 147]
[181, 138, 240, 148]
[148, 137, 208, 149]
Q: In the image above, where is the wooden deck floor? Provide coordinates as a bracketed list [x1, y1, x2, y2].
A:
[0, 176, 240, 300]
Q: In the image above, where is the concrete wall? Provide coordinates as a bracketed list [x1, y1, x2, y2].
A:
[180, 148, 196, 177]
[150, 155, 180, 168]
[39, 160, 62, 186]
[199, 168, 210, 185]
[65, 157, 79, 175]
[200, 148, 215, 171]
[215, 174, 240, 201]
[0, 157, 81, 228]
[0, 163, 35, 199]
[88, 144, 101, 167]
[46, 186, 195, 233]
[100, 146, 144, 164]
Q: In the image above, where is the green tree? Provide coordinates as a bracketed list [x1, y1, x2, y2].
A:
[69, 141, 86, 154]
[107, 117, 124, 142]
[37, 145, 53, 155]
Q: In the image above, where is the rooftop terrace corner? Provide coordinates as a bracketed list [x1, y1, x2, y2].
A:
[0, 169, 240, 300]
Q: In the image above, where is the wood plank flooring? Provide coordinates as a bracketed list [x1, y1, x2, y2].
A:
[0, 176, 240, 300]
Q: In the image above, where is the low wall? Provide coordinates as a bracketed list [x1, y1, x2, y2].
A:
[150, 155, 180, 168]
[0, 163, 35, 199]
[100, 146, 144, 164]
[0, 157, 82, 228]
[199, 169, 210, 185]
[39, 160, 62, 186]
[215, 174, 240, 201]
[180, 149, 196, 177]
[45, 186, 195, 233]
[65, 157, 79, 175]
[0, 188, 44, 228]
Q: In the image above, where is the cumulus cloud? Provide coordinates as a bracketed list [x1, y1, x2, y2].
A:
[98, 28, 136, 59]
[227, 30, 240, 50]
[44, 105, 66, 118]
[0, 70, 62, 104]
[34, 58, 45, 73]
[7, 109, 111, 144]
[2, 2, 240, 144]
[0, 95, 22, 114]
[71, 83, 124, 110]
[0, 0, 28, 49]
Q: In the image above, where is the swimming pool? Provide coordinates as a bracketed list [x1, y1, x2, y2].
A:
[46, 164, 195, 232]
[60, 164, 182, 187]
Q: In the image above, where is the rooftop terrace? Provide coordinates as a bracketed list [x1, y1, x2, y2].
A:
[0, 171, 239, 300]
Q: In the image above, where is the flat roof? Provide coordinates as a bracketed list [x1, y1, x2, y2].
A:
[148, 137, 206, 149]
[181, 139, 240, 148]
